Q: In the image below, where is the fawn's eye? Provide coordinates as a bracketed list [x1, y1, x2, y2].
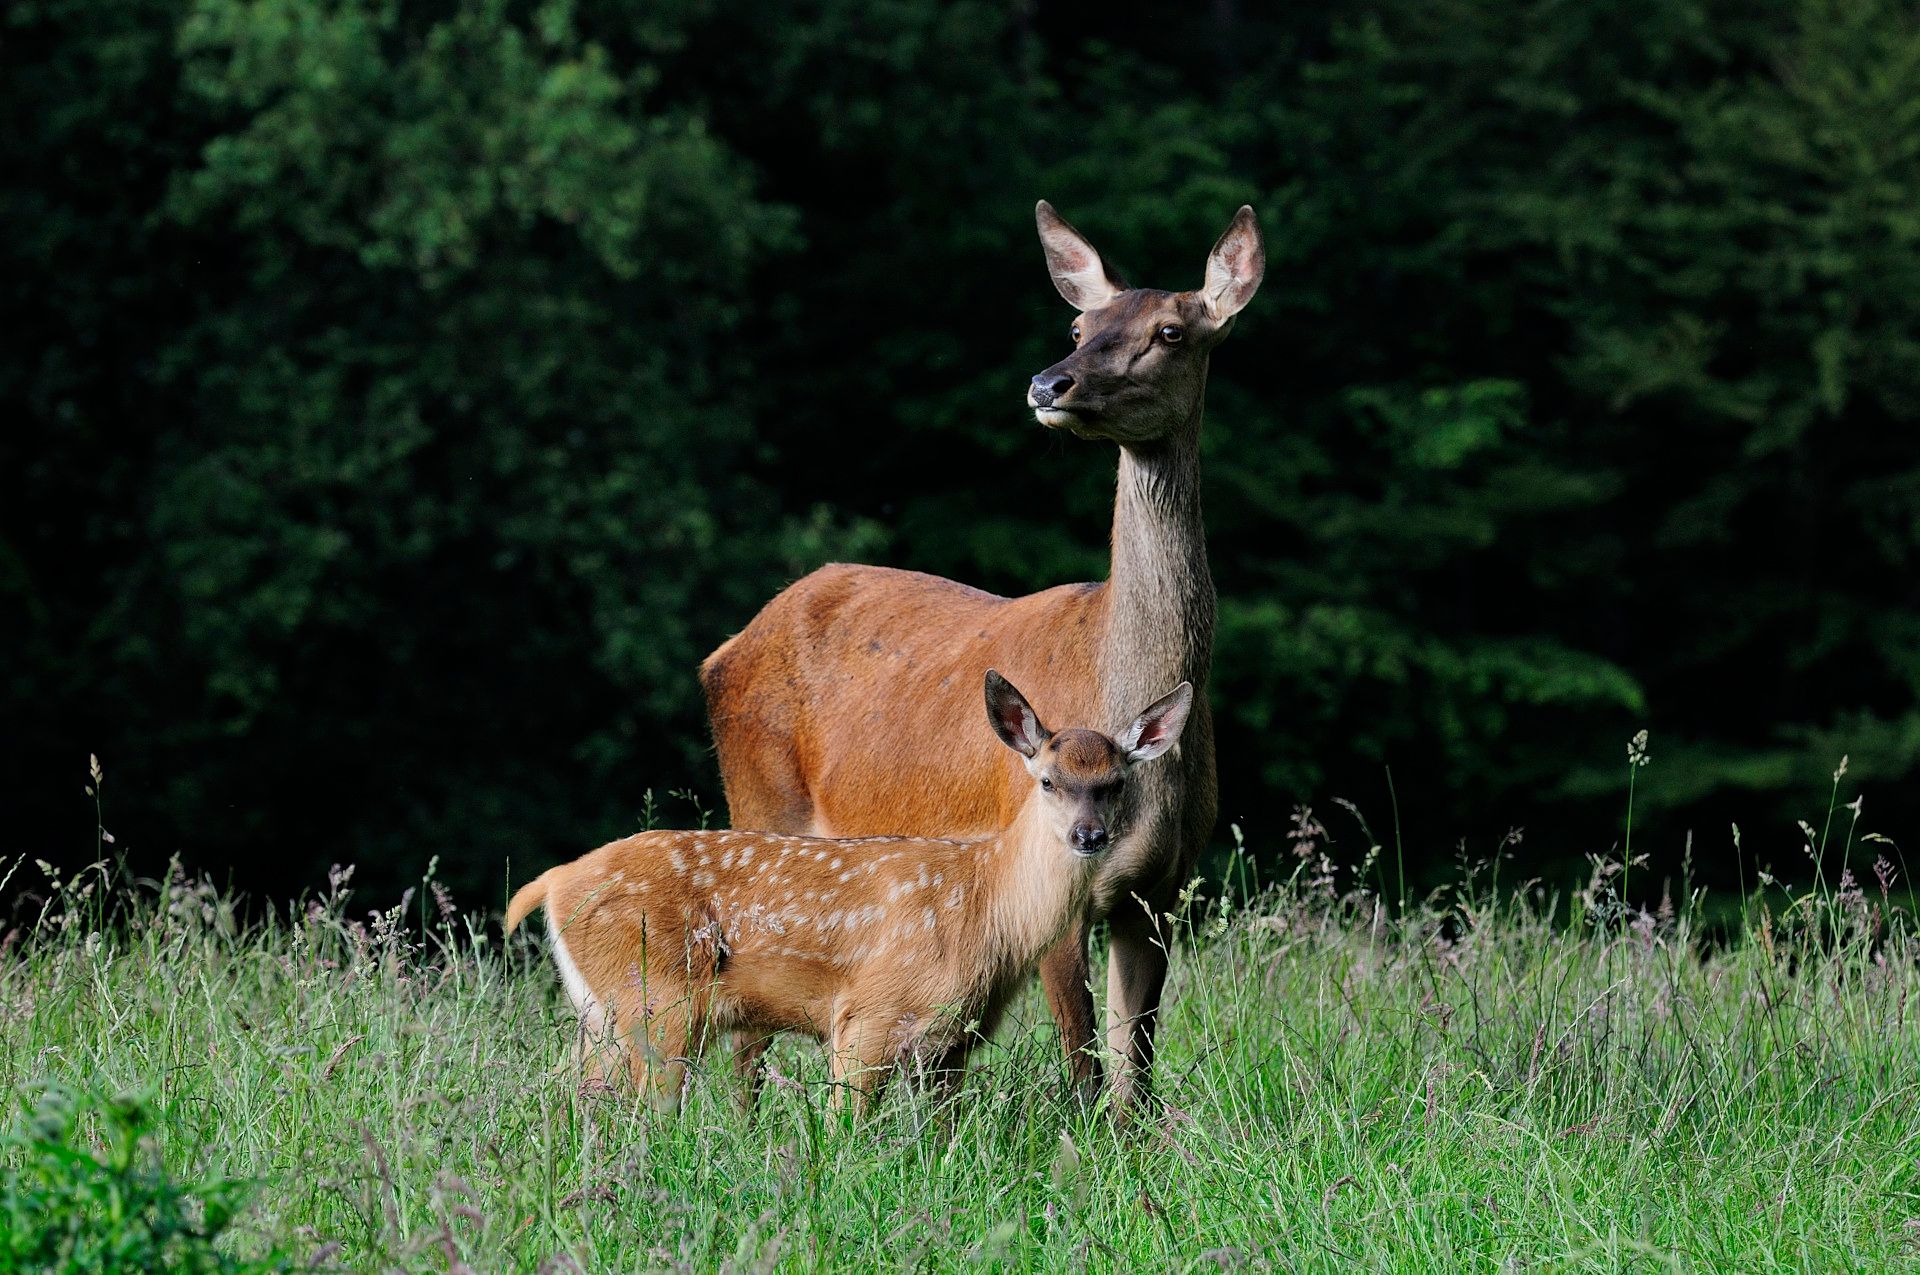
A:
[1159, 324, 1184, 344]
[1070, 323, 1081, 343]
[1041, 777, 1054, 792]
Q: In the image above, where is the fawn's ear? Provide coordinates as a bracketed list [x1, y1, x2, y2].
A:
[1117, 681, 1194, 764]
[1036, 201, 1126, 312]
[1201, 206, 1264, 323]
[984, 669, 1050, 759]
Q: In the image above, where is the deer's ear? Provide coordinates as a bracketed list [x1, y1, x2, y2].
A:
[1037, 201, 1125, 311]
[1118, 682, 1194, 765]
[984, 669, 1050, 759]
[1201, 206, 1264, 322]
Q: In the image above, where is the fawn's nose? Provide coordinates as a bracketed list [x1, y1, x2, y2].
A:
[1070, 823, 1108, 854]
[1030, 372, 1075, 407]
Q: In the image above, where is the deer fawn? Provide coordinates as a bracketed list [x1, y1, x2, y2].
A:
[507, 672, 1193, 1113]
[701, 202, 1262, 1110]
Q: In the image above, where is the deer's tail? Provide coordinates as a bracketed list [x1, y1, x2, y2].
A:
[505, 870, 554, 937]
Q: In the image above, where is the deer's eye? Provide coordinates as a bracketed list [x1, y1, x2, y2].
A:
[1070, 323, 1082, 343]
[1041, 777, 1055, 792]
[1159, 324, 1184, 344]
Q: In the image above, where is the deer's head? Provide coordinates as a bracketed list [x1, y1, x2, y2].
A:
[984, 670, 1193, 855]
[1026, 202, 1264, 445]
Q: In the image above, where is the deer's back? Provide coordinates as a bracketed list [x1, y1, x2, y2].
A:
[701, 563, 1107, 839]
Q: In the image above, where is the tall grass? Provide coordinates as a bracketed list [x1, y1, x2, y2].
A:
[4, 817, 1918, 1271]
[3, 744, 1917, 1270]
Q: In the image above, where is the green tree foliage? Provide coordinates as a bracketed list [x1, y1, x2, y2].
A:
[4, 0, 822, 886]
[5, 0, 1917, 895]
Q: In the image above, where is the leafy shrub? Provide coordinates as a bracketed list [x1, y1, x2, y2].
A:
[0, 1086, 276, 1275]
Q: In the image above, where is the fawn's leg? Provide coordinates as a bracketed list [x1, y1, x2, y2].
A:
[827, 1014, 895, 1116]
[920, 1039, 970, 1108]
[1038, 918, 1103, 1103]
[567, 997, 622, 1089]
[625, 992, 704, 1113]
[731, 1034, 773, 1113]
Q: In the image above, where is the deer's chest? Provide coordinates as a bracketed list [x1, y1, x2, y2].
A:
[1087, 737, 1210, 916]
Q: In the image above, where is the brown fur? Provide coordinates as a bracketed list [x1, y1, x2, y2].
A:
[700, 204, 1263, 1109]
[511, 677, 1188, 1113]
[704, 567, 1105, 838]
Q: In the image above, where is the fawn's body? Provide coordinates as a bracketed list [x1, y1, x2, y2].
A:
[509, 674, 1191, 1110]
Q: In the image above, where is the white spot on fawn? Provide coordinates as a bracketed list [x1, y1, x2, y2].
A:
[670, 849, 687, 873]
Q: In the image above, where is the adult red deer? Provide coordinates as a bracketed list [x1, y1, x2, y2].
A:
[508, 672, 1192, 1112]
[700, 201, 1263, 1110]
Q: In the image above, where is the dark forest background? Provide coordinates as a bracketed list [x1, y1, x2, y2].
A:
[6, 0, 1918, 906]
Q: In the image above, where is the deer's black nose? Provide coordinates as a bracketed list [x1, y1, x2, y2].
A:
[1030, 372, 1074, 407]
[1070, 824, 1108, 854]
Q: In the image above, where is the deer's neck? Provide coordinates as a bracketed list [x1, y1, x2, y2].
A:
[1101, 399, 1214, 728]
[976, 803, 1090, 973]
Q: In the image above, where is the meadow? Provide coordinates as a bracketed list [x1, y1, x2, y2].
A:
[4, 792, 1919, 1272]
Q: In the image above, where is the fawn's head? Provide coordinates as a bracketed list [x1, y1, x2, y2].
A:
[983, 670, 1193, 855]
[1026, 201, 1264, 445]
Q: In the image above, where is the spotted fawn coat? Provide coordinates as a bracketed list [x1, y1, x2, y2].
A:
[506, 672, 1192, 1111]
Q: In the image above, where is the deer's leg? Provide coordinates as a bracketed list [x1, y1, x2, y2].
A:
[1038, 919, 1103, 1103]
[731, 1034, 773, 1112]
[827, 1015, 894, 1117]
[574, 1010, 624, 1090]
[890, 1037, 968, 1140]
[625, 991, 703, 1113]
[1104, 908, 1170, 1116]
[898, 1033, 968, 1098]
